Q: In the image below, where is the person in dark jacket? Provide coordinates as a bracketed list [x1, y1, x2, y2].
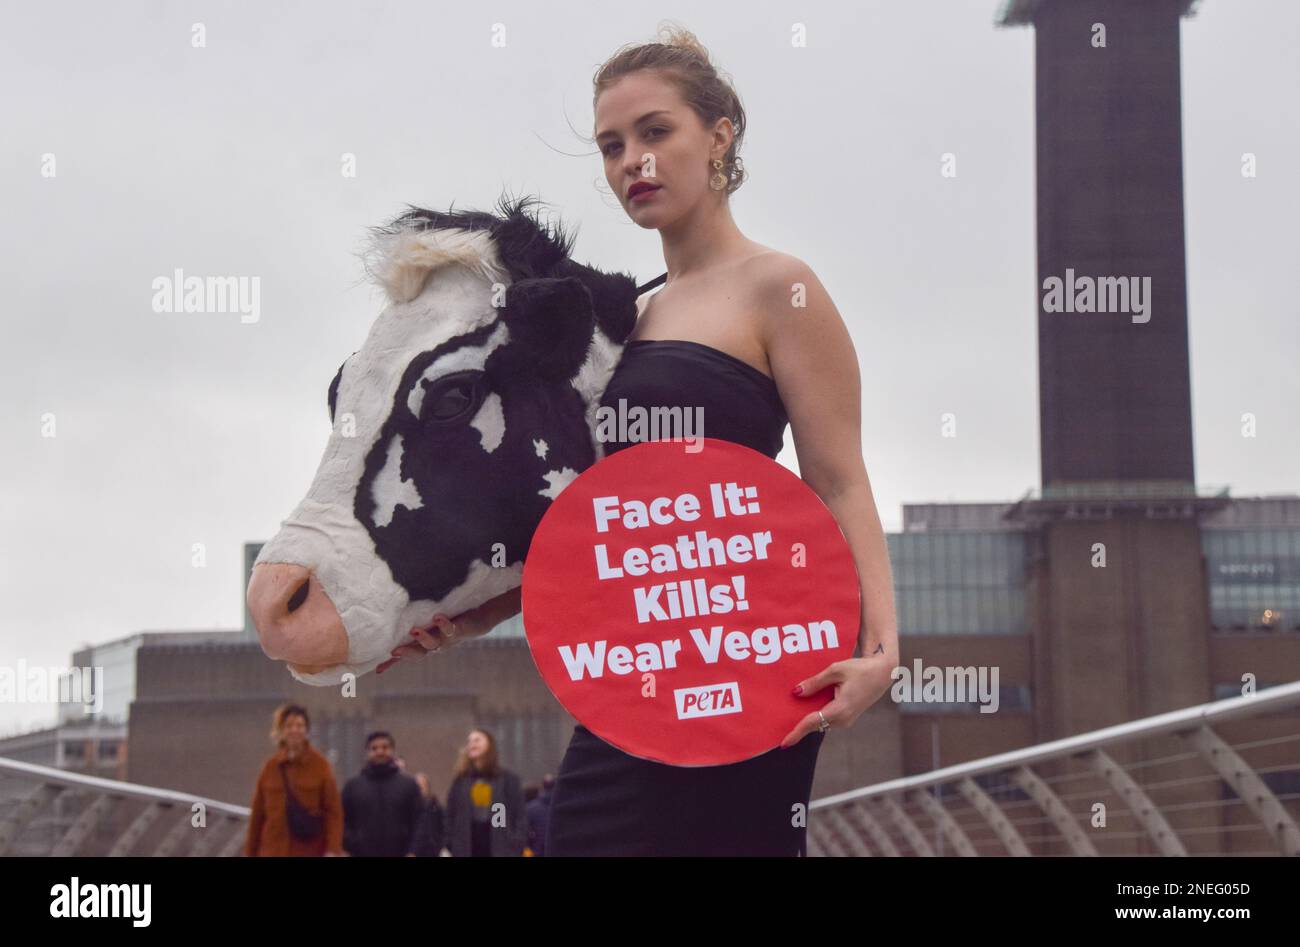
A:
[341, 731, 424, 857]
[444, 728, 526, 857]
[409, 771, 446, 857]
[526, 773, 556, 857]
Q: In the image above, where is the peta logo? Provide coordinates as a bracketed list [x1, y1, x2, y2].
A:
[675, 682, 743, 719]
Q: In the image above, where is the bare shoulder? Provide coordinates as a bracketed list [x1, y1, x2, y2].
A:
[738, 252, 863, 495]
[742, 248, 819, 286]
[739, 251, 845, 351]
[742, 248, 817, 292]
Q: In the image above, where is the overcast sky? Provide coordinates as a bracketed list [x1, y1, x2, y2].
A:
[2, 1, 1296, 734]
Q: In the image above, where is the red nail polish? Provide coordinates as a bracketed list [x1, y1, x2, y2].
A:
[792, 685, 803, 696]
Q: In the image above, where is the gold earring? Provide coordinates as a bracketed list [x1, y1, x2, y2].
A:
[710, 158, 728, 191]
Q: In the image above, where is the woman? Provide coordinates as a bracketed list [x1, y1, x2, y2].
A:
[385, 24, 898, 856]
[244, 703, 344, 857]
[443, 728, 527, 857]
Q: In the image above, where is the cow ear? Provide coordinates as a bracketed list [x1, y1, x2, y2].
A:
[554, 260, 639, 345]
[494, 277, 595, 380]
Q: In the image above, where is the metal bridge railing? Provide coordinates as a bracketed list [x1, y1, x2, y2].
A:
[808, 680, 1300, 856]
[0, 757, 249, 857]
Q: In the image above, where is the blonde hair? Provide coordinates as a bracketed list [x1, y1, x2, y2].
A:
[269, 703, 309, 745]
[592, 22, 747, 195]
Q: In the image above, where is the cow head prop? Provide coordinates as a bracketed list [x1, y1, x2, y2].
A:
[247, 195, 640, 685]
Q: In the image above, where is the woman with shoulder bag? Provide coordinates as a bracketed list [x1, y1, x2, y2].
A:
[244, 703, 344, 857]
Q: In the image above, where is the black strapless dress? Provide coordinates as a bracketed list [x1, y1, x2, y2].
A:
[543, 336, 826, 857]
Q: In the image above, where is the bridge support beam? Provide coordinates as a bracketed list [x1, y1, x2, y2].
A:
[879, 796, 935, 856]
[1184, 725, 1300, 856]
[958, 776, 1030, 856]
[912, 787, 978, 856]
[1012, 765, 1098, 855]
[1086, 748, 1187, 855]
[0, 783, 64, 856]
[52, 794, 120, 857]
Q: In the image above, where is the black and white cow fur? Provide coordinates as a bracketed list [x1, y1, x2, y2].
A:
[247, 196, 640, 685]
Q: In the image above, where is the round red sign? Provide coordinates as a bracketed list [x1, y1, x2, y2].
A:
[522, 437, 860, 766]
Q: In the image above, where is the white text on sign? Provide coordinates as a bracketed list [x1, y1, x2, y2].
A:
[594, 529, 772, 579]
[556, 620, 840, 682]
[592, 481, 761, 533]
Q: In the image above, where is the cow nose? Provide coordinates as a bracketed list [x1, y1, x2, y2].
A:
[247, 563, 350, 668]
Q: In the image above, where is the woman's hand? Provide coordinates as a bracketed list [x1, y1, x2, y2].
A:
[376, 589, 519, 674]
[375, 615, 457, 674]
[375, 611, 485, 674]
[779, 647, 897, 748]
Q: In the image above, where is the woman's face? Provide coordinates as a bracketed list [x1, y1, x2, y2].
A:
[281, 712, 307, 746]
[595, 72, 729, 229]
[466, 730, 488, 761]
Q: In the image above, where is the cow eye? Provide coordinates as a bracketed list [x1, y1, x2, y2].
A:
[422, 371, 483, 423]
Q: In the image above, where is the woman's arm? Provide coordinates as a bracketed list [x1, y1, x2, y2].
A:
[377, 587, 522, 672]
[749, 254, 899, 745]
[243, 766, 266, 857]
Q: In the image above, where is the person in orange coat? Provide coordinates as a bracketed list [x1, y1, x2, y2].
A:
[244, 703, 344, 856]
